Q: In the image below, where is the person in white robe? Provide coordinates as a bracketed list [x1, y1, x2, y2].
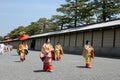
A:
[0, 43, 5, 54]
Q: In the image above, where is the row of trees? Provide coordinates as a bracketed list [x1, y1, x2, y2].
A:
[7, 18, 57, 39]
[54, 0, 120, 28]
[3, 0, 120, 40]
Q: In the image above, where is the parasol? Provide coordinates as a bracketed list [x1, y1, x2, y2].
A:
[18, 35, 29, 41]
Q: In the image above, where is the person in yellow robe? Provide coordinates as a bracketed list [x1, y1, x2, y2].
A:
[39, 38, 54, 72]
[55, 42, 64, 61]
[17, 41, 28, 62]
[82, 40, 94, 68]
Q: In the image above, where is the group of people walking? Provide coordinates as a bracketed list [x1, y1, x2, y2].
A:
[17, 38, 64, 72]
[39, 38, 64, 72]
[17, 38, 94, 72]
[0, 43, 13, 54]
[39, 38, 94, 72]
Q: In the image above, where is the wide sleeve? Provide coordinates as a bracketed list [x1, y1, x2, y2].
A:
[82, 45, 88, 58]
[90, 46, 95, 59]
[60, 45, 64, 55]
[41, 44, 49, 54]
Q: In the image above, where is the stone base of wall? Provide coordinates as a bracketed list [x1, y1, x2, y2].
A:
[63, 46, 120, 58]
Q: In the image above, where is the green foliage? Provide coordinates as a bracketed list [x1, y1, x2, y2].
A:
[56, 0, 95, 27]
[92, 0, 120, 22]
[5, 0, 120, 39]
[25, 22, 41, 35]
[7, 18, 57, 39]
[51, 15, 69, 29]
[0, 36, 3, 41]
[8, 26, 25, 39]
[37, 18, 57, 33]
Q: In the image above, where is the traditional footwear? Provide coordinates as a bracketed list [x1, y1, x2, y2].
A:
[20, 58, 23, 62]
[47, 70, 52, 72]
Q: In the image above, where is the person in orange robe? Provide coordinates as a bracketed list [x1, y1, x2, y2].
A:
[55, 42, 64, 61]
[17, 41, 28, 62]
[82, 40, 94, 68]
[40, 38, 54, 72]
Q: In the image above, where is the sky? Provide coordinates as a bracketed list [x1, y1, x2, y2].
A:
[0, 0, 66, 36]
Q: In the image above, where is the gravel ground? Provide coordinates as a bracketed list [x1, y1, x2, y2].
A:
[0, 49, 120, 80]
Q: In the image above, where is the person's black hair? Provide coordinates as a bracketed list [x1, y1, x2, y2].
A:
[45, 38, 50, 43]
[21, 41, 24, 44]
[86, 40, 89, 45]
[57, 42, 59, 44]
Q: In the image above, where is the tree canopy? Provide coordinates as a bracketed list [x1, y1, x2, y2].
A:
[0, 36, 3, 41]
[3, 0, 120, 40]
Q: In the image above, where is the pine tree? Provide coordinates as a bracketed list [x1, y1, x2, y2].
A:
[92, 0, 120, 22]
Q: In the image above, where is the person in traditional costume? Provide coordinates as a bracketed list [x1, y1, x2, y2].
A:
[54, 42, 64, 61]
[39, 38, 54, 72]
[17, 41, 28, 62]
[82, 40, 94, 68]
[4, 43, 8, 52]
[7, 43, 13, 52]
[0, 43, 5, 55]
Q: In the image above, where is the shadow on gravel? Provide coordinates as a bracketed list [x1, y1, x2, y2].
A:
[11, 54, 19, 56]
[33, 70, 46, 73]
[13, 61, 21, 62]
[76, 66, 87, 68]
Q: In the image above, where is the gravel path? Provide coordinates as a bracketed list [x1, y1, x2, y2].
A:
[0, 49, 120, 80]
